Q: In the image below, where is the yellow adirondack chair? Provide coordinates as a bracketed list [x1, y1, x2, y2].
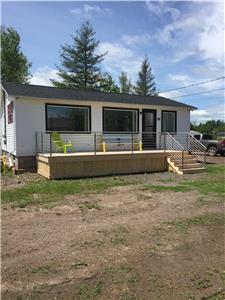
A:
[52, 132, 73, 154]
[1, 155, 8, 174]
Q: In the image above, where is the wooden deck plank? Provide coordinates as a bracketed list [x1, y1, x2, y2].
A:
[37, 151, 170, 179]
[37, 149, 177, 158]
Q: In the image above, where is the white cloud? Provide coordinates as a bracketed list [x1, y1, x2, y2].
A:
[30, 66, 59, 86]
[171, 51, 196, 63]
[166, 72, 224, 97]
[70, 8, 82, 15]
[156, 15, 200, 45]
[121, 33, 152, 47]
[97, 42, 142, 81]
[146, 1, 180, 20]
[198, 20, 224, 64]
[191, 60, 224, 85]
[70, 4, 111, 18]
[191, 109, 211, 123]
[146, 1, 162, 16]
[191, 110, 209, 117]
[159, 90, 182, 99]
[159, 74, 190, 98]
[154, 2, 224, 64]
[168, 74, 191, 84]
[191, 103, 225, 123]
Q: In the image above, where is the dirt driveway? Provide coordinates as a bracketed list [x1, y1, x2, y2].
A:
[206, 155, 225, 165]
[1, 169, 225, 300]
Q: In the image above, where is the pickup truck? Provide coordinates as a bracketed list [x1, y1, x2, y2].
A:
[190, 131, 225, 156]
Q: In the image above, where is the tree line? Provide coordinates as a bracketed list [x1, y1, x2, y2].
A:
[191, 120, 225, 136]
[1, 22, 157, 96]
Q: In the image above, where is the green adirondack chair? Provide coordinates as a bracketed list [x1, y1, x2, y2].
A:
[52, 132, 73, 154]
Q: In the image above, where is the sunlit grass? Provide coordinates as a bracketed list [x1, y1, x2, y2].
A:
[143, 165, 225, 199]
[1, 177, 132, 207]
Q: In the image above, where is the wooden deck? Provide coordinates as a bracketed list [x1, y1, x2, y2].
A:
[38, 150, 167, 157]
[37, 150, 171, 179]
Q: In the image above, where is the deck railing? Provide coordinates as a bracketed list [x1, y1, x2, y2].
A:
[35, 132, 206, 165]
[36, 131, 167, 155]
[165, 133, 185, 169]
[170, 132, 207, 167]
[187, 133, 207, 167]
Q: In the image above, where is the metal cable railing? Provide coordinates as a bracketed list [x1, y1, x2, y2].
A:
[35, 131, 165, 155]
[170, 132, 206, 167]
[35, 131, 205, 169]
[165, 133, 185, 168]
[188, 134, 206, 167]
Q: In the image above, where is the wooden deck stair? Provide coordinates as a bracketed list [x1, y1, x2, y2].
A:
[167, 153, 206, 175]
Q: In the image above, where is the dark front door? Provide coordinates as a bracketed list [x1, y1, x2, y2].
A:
[142, 109, 156, 149]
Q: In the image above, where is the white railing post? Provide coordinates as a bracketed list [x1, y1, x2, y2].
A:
[182, 150, 184, 170]
[166, 133, 184, 167]
[94, 132, 97, 155]
[131, 133, 134, 154]
[35, 132, 38, 154]
[164, 133, 166, 152]
[50, 132, 52, 156]
[204, 149, 206, 167]
[41, 132, 43, 154]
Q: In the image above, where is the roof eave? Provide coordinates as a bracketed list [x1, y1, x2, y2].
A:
[10, 94, 194, 109]
[1, 82, 197, 110]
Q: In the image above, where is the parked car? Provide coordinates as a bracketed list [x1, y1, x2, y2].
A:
[190, 131, 225, 156]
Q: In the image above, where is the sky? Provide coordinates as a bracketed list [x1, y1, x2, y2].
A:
[2, 0, 225, 123]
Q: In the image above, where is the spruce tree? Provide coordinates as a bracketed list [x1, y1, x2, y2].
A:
[1, 26, 32, 83]
[51, 21, 105, 90]
[98, 73, 120, 93]
[119, 71, 133, 93]
[135, 56, 157, 96]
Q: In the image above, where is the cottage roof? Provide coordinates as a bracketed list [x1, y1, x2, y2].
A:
[2, 82, 196, 110]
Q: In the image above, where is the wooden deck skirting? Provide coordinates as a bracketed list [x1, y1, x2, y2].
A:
[37, 151, 169, 179]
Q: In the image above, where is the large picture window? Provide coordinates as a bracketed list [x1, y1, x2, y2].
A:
[103, 108, 138, 132]
[46, 104, 90, 131]
[162, 111, 176, 132]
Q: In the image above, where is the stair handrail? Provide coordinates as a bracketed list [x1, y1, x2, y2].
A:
[166, 133, 185, 168]
[188, 133, 206, 167]
[188, 134, 207, 150]
[166, 133, 184, 150]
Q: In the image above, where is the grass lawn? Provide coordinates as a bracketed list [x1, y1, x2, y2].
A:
[2, 164, 224, 207]
[1, 176, 134, 208]
[143, 165, 225, 199]
[1, 164, 225, 299]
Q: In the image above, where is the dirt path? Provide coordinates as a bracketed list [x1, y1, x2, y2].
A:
[2, 181, 224, 300]
[206, 155, 225, 165]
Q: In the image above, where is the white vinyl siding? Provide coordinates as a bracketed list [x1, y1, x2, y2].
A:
[177, 109, 190, 132]
[11, 96, 191, 156]
[1, 92, 16, 154]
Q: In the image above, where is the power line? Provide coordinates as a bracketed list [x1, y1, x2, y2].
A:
[159, 76, 225, 93]
[170, 87, 225, 99]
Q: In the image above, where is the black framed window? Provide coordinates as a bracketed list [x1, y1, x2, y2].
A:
[202, 134, 213, 140]
[162, 111, 177, 132]
[193, 135, 201, 140]
[103, 107, 138, 132]
[46, 104, 90, 131]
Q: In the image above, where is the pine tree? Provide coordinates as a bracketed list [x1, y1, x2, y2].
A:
[1, 26, 32, 83]
[135, 56, 157, 96]
[51, 21, 105, 90]
[98, 73, 120, 93]
[119, 71, 133, 93]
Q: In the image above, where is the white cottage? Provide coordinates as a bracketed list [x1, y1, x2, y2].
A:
[1, 81, 198, 175]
